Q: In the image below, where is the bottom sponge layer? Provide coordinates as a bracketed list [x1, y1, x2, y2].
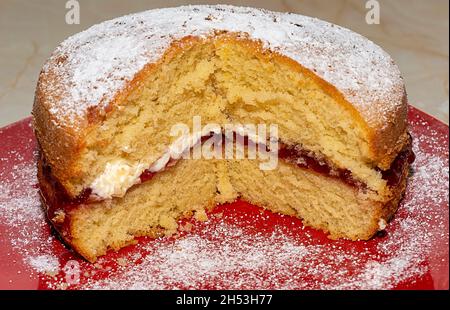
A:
[38, 154, 408, 262]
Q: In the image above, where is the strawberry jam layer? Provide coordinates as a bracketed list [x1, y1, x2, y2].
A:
[278, 143, 363, 188]
[278, 136, 414, 188]
[379, 142, 415, 186]
[39, 135, 414, 227]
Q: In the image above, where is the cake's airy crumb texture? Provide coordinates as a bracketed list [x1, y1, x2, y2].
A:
[39, 5, 403, 129]
[32, 5, 412, 262]
[33, 5, 408, 200]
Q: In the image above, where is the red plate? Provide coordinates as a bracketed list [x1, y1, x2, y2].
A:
[0, 106, 448, 290]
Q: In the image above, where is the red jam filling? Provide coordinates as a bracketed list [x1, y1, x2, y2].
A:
[41, 134, 414, 219]
[379, 144, 415, 186]
[278, 138, 414, 189]
[139, 170, 156, 183]
[39, 159, 92, 231]
[277, 143, 363, 188]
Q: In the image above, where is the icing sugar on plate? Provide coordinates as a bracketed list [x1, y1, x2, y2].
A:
[0, 109, 448, 290]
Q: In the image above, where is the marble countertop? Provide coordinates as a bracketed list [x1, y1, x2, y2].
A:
[0, 0, 448, 127]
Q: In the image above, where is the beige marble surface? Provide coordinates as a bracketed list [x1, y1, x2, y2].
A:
[0, 0, 448, 127]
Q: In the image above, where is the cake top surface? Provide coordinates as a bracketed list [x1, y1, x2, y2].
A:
[39, 4, 404, 130]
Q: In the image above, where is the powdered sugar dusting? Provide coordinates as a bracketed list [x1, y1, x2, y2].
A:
[40, 5, 403, 128]
[0, 112, 447, 289]
[0, 162, 60, 277]
[81, 115, 448, 290]
[28, 254, 60, 275]
[68, 36, 148, 110]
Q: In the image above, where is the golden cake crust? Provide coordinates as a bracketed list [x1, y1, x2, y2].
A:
[33, 5, 408, 197]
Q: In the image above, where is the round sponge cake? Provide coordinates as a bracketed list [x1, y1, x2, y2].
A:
[33, 5, 412, 262]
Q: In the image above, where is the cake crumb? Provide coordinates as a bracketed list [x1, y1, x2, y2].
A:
[194, 209, 208, 222]
[116, 258, 128, 267]
[378, 219, 387, 231]
[93, 263, 103, 269]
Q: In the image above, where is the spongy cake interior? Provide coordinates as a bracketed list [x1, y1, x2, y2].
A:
[73, 36, 387, 198]
[40, 36, 410, 262]
[65, 153, 391, 262]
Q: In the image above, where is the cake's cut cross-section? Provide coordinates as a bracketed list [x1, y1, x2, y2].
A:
[33, 5, 412, 262]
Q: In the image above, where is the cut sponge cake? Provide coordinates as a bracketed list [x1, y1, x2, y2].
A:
[33, 5, 414, 262]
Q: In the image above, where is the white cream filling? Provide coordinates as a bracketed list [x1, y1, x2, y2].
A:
[90, 127, 221, 199]
[90, 125, 275, 199]
[91, 160, 147, 198]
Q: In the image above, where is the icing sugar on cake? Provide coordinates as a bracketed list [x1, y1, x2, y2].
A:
[0, 113, 447, 290]
[40, 5, 402, 129]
